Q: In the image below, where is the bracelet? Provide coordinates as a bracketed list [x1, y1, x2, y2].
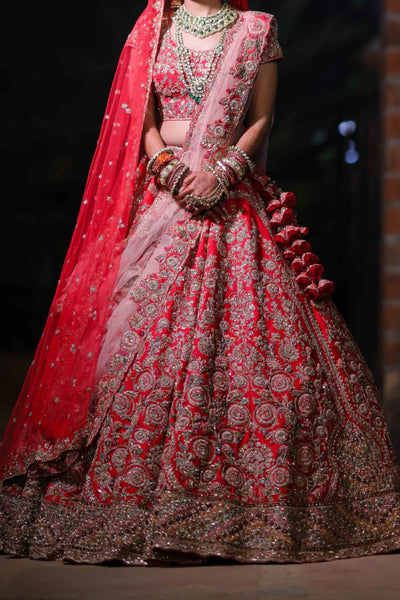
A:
[223, 155, 246, 180]
[147, 147, 177, 175]
[227, 145, 256, 173]
[159, 159, 180, 187]
[215, 160, 237, 186]
[204, 163, 229, 194]
[185, 184, 225, 211]
[169, 163, 189, 195]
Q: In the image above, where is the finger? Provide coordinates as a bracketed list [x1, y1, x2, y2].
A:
[189, 205, 220, 220]
[177, 183, 192, 199]
[179, 173, 196, 192]
[183, 172, 196, 184]
[188, 205, 205, 217]
[177, 184, 196, 201]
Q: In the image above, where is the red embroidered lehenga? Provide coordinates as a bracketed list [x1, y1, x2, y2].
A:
[1, 0, 400, 565]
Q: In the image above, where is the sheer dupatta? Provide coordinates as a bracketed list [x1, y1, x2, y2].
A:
[182, 10, 274, 170]
[0, 0, 259, 482]
[0, 1, 166, 480]
[83, 10, 278, 461]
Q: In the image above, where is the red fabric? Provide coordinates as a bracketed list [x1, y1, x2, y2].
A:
[153, 30, 218, 121]
[0, 1, 167, 480]
[0, 1, 252, 481]
[37, 176, 357, 511]
[0, 0, 330, 484]
[231, 0, 249, 9]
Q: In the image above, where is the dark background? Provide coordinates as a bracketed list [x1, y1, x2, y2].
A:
[0, 0, 381, 377]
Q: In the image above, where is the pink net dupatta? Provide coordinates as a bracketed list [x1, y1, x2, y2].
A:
[94, 9, 275, 377]
[0, 1, 167, 481]
[182, 10, 275, 170]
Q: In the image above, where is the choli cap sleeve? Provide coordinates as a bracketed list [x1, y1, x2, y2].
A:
[260, 15, 284, 64]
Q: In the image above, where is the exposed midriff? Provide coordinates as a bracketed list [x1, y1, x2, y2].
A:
[159, 120, 191, 147]
[153, 25, 221, 147]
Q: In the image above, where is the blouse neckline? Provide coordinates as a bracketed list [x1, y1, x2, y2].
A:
[166, 26, 222, 55]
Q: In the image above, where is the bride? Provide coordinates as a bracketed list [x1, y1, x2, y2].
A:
[1, 0, 400, 565]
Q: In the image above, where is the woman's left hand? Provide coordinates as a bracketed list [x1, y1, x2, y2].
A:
[177, 170, 218, 201]
[177, 171, 226, 222]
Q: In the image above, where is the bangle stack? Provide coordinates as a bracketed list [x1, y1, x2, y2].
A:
[147, 147, 176, 176]
[147, 147, 189, 195]
[164, 161, 189, 195]
[148, 146, 255, 212]
[204, 163, 229, 194]
[229, 145, 256, 173]
[207, 146, 256, 190]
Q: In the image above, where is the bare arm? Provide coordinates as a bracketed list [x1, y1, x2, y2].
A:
[236, 60, 278, 157]
[142, 88, 165, 158]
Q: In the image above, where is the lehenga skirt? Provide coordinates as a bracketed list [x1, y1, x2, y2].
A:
[1, 171, 400, 565]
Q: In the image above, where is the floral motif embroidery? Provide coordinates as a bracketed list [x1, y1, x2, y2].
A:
[199, 13, 274, 162]
[1, 9, 400, 568]
[153, 28, 222, 121]
[1, 173, 400, 564]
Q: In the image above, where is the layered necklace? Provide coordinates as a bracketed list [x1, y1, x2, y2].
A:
[173, 1, 238, 38]
[173, 2, 238, 104]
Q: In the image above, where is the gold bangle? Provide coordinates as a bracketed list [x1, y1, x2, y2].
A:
[147, 147, 176, 174]
[204, 163, 229, 194]
[159, 159, 180, 187]
[227, 145, 256, 172]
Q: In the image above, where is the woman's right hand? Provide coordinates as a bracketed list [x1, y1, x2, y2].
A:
[176, 172, 226, 223]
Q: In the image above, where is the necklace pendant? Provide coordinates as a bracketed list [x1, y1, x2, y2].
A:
[192, 78, 207, 94]
[189, 91, 201, 104]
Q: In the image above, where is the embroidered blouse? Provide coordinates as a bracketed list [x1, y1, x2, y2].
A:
[152, 14, 283, 122]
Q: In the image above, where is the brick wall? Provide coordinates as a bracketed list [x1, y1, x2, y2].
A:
[382, 0, 400, 457]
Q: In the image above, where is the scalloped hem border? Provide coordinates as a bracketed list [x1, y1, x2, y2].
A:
[1, 488, 400, 566]
[3, 536, 400, 566]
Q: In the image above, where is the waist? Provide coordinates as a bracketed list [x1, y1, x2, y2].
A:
[160, 121, 191, 148]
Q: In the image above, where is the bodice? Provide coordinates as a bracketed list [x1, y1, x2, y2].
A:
[152, 15, 284, 123]
[153, 28, 217, 121]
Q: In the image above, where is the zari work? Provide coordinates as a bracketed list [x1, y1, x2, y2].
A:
[1, 3, 400, 566]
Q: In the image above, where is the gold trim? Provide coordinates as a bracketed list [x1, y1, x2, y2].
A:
[1, 488, 400, 565]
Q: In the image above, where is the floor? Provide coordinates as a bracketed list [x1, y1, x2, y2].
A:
[0, 552, 400, 600]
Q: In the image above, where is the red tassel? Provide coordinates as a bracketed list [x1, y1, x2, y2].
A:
[269, 207, 295, 227]
[291, 257, 305, 274]
[280, 191, 297, 208]
[305, 263, 324, 280]
[274, 225, 309, 245]
[318, 279, 335, 296]
[295, 273, 312, 288]
[283, 249, 297, 260]
[266, 199, 282, 214]
[285, 225, 308, 241]
[304, 283, 320, 300]
[274, 232, 289, 245]
[291, 239, 312, 255]
[302, 252, 319, 266]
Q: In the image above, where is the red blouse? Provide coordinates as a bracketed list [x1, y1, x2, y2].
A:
[153, 15, 283, 121]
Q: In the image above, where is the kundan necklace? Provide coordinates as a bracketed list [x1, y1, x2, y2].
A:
[174, 25, 228, 104]
[173, 3, 237, 104]
[173, 2, 238, 39]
